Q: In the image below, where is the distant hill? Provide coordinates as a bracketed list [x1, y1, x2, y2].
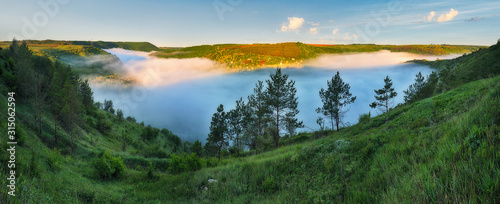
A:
[153, 42, 485, 70]
[411, 41, 500, 88]
[72, 41, 159, 52]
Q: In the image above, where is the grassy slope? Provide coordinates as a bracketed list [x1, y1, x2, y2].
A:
[5, 65, 494, 203]
[128, 76, 499, 203]
[0, 83, 176, 203]
[0, 41, 497, 203]
[412, 42, 500, 88]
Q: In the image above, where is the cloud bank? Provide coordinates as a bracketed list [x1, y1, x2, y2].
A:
[280, 17, 305, 32]
[425, 9, 459, 23]
[304, 50, 460, 69]
[104, 48, 228, 87]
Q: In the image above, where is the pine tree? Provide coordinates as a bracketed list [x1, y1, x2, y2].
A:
[247, 80, 270, 154]
[207, 104, 229, 161]
[192, 140, 203, 157]
[316, 71, 356, 132]
[79, 79, 94, 114]
[370, 76, 398, 113]
[404, 72, 425, 103]
[227, 98, 250, 157]
[265, 68, 302, 148]
[116, 109, 124, 122]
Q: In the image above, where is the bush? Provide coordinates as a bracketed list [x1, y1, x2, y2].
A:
[141, 125, 159, 141]
[96, 114, 112, 135]
[143, 144, 168, 158]
[16, 125, 26, 146]
[261, 176, 278, 193]
[91, 151, 125, 180]
[47, 148, 62, 171]
[169, 153, 203, 174]
[146, 162, 155, 179]
[126, 116, 136, 123]
[358, 112, 371, 124]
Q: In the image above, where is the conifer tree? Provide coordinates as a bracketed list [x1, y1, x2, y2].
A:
[370, 76, 398, 113]
[317, 71, 356, 132]
[265, 68, 302, 148]
[207, 104, 229, 161]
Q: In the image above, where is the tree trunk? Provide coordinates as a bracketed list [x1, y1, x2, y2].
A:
[331, 116, 334, 132]
[54, 112, 58, 144]
[336, 118, 340, 132]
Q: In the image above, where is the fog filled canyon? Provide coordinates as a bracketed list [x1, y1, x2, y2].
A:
[90, 49, 459, 142]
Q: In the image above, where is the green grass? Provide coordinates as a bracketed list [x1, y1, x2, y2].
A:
[0, 40, 498, 203]
[4, 75, 496, 203]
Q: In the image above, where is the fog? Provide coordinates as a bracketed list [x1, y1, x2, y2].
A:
[91, 49, 453, 143]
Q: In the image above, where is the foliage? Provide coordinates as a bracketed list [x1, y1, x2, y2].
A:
[141, 125, 159, 141]
[91, 151, 125, 180]
[168, 153, 203, 174]
[191, 140, 203, 157]
[207, 104, 229, 160]
[358, 112, 371, 124]
[317, 71, 356, 131]
[266, 68, 303, 147]
[116, 109, 124, 121]
[370, 76, 398, 113]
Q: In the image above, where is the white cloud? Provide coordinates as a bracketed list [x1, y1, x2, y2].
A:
[308, 27, 318, 34]
[328, 20, 335, 23]
[332, 28, 339, 35]
[280, 17, 305, 32]
[426, 11, 436, 22]
[343, 33, 359, 41]
[422, 9, 459, 23]
[437, 8, 459, 22]
[308, 21, 320, 26]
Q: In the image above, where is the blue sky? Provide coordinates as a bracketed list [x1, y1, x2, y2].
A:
[1, 0, 500, 47]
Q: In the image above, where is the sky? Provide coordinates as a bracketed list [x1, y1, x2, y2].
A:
[1, 0, 500, 47]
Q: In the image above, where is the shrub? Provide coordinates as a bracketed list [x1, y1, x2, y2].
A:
[126, 116, 136, 123]
[96, 114, 112, 135]
[141, 125, 159, 141]
[261, 176, 278, 193]
[358, 112, 371, 124]
[146, 162, 155, 179]
[47, 148, 62, 171]
[16, 125, 26, 146]
[91, 151, 125, 180]
[143, 144, 168, 158]
[169, 153, 203, 174]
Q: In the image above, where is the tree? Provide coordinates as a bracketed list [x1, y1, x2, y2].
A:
[370, 76, 398, 113]
[404, 71, 438, 103]
[116, 109, 124, 121]
[207, 104, 229, 161]
[79, 79, 94, 114]
[141, 125, 159, 141]
[247, 80, 270, 154]
[104, 99, 114, 113]
[192, 140, 203, 157]
[316, 71, 356, 132]
[404, 72, 425, 103]
[227, 98, 250, 157]
[265, 68, 302, 148]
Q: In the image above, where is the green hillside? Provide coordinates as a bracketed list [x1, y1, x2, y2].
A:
[72, 41, 159, 52]
[0, 40, 498, 203]
[153, 42, 484, 70]
[411, 41, 500, 89]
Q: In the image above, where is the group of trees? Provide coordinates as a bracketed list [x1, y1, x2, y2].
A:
[207, 69, 436, 158]
[207, 69, 303, 160]
[1, 40, 96, 150]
